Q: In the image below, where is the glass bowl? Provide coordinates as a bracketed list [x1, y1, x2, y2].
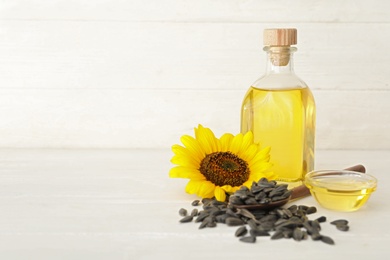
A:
[304, 170, 377, 212]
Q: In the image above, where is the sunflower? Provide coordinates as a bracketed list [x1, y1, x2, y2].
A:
[169, 125, 276, 202]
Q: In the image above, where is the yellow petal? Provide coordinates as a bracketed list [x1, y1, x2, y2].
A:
[169, 166, 204, 180]
[180, 135, 205, 162]
[236, 131, 253, 157]
[229, 133, 243, 154]
[250, 162, 273, 174]
[214, 186, 226, 202]
[198, 181, 216, 198]
[195, 125, 218, 154]
[185, 179, 202, 194]
[237, 143, 258, 162]
[172, 144, 200, 165]
[248, 146, 271, 167]
[220, 185, 235, 194]
[220, 133, 234, 152]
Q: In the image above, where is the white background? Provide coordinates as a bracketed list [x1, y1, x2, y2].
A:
[0, 0, 389, 149]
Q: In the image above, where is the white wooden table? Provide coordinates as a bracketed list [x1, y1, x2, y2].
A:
[0, 149, 388, 259]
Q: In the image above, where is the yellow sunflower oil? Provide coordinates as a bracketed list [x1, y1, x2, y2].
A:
[241, 28, 316, 187]
[304, 173, 377, 212]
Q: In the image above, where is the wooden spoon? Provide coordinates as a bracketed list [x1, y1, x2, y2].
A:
[232, 164, 366, 210]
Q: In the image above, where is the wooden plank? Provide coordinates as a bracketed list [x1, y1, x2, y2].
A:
[0, 89, 388, 149]
[0, 21, 389, 91]
[1, 0, 389, 23]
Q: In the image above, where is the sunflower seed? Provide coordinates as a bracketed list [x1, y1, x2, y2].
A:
[247, 219, 258, 230]
[293, 228, 303, 241]
[215, 213, 228, 223]
[237, 209, 259, 222]
[258, 222, 274, 231]
[179, 215, 193, 223]
[190, 208, 199, 217]
[271, 196, 286, 202]
[311, 232, 322, 241]
[179, 208, 187, 216]
[263, 187, 275, 193]
[225, 217, 245, 226]
[288, 204, 298, 212]
[239, 186, 250, 192]
[259, 198, 271, 204]
[250, 229, 270, 237]
[229, 196, 244, 205]
[281, 190, 292, 199]
[311, 220, 321, 231]
[207, 221, 217, 228]
[299, 205, 309, 211]
[321, 235, 335, 245]
[269, 190, 284, 198]
[330, 219, 349, 226]
[306, 206, 317, 215]
[251, 185, 263, 194]
[255, 191, 267, 201]
[282, 229, 293, 238]
[226, 208, 240, 218]
[336, 225, 349, 232]
[245, 197, 258, 205]
[201, 198, 213, 204]
[271, 230, 284, 240]
[315, 216, 327, 223]
[191, 200, 201, 206]
[199, 220, 209, 229]
[195, 212, 209, 223]
[235, 226, 248, 237]
[239, 236, 256, 243]
[210, 209, 226, 217]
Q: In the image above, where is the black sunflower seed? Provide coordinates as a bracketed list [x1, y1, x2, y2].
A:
[330, 219, 349, 226]
[306, 206, 317, 215]
[191, 200, 200, 206]
[239, 236, 256, 243]
[245, 198, 258, 205]
[215, 213, 228, 223]
[315, 216, 327, 223]
[179, 215, 193, 223]
[336, 225, 349, 231]
[225, 217, 245, 226]
[235, 226, 248, 237]
[179, 208, 187, 216]
[195, 212, 209, 223]
[271, 230, 284, 240]
[321, 235, 335, 245]
[229, 196, 244, 205]
[250, 229, 270, 237]
[293, 228, 303, 241]
[190, 208, 199, 217]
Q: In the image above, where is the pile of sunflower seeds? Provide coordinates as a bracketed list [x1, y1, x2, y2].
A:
[178, 197, 349, 245]
[229, 177, 292, 206]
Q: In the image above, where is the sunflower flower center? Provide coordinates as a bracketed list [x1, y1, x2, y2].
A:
[199, 151, 250, 187]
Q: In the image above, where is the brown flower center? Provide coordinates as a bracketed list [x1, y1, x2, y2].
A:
[199, 152, 250, 187]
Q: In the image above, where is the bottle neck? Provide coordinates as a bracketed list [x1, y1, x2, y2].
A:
[264, 46, 296, 74]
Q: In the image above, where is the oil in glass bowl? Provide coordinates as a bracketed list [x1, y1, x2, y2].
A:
[304, 170, 377, 212]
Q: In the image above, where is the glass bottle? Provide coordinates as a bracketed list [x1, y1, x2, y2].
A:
[241, 28, 316, 187]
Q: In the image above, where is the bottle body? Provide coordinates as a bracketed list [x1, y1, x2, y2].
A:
[241, 45, 316, 186]
[241, 85, 315, 185]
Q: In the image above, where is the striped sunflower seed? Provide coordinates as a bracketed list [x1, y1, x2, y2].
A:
[235, 226, 248, 237]
[179, 208, 187, 216]
[239, 236, 256, 243]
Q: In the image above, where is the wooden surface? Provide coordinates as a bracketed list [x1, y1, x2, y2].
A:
[0, 1, 389, 149]
[0, 149, 388, 259]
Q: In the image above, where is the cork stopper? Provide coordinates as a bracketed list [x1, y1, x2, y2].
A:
[263, 28, 297, 66]
[263, 28, 297, 46]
